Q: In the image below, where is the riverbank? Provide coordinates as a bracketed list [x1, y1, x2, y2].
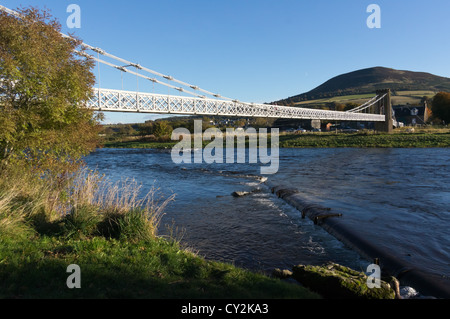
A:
[279, 131, 450, 148]
[0, 167, 319, 299]
[0, 165, 401, 300]
[0, 234, 321, 299]
[3, 145, 445, 300]
[0, 187, 399, 300]
[103, 129, 450, 149]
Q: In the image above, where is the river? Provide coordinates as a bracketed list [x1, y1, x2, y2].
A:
[85, 147, 450, 285]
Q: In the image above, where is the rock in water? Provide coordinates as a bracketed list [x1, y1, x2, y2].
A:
[258, 177, 268, 183]
[231, 191, 251, 197]
[272, 268, 293, 279]
[292, 262, 396, 299]
[400, 286, 419, 299]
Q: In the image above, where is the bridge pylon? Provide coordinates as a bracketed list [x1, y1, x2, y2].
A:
[374, 89, 393, 133]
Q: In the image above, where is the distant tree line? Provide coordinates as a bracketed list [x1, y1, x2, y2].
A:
[101, 116, 278, 141]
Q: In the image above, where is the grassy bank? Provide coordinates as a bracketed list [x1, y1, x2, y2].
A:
[278, 131, 450, 148]
[103, 129, 450, 149]
[0, 167, 319, 299]
[0, 236, 320, 299]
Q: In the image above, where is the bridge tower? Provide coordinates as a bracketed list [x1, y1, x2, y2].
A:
[374, 89, 393, 133]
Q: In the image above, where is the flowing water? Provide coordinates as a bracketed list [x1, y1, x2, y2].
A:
[85, 147, 450, 280]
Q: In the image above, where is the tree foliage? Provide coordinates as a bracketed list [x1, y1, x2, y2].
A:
[0, 7, 101, 172]
[431, 92, 450, 124]
[153, 121, 173, 138]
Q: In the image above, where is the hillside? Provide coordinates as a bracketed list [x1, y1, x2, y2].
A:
[276, 67, 450, 105]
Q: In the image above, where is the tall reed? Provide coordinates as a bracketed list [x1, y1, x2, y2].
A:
[64, 168, 175, 240]
[0, 188, 35, 240]
[0, 164, 174, 241]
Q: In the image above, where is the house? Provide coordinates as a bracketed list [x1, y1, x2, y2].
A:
[392, 103, 430, 126]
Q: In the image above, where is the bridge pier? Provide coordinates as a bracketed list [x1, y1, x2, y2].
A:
[374, 89, 393, 133]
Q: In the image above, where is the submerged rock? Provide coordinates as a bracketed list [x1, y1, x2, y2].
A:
[292, 262, 396, 299]
[231, 188, 262, 197]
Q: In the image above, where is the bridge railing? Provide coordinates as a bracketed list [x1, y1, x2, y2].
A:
[87, 88, 386, 122]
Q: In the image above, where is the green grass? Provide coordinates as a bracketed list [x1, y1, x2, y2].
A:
[104, 140, 177, 149]
[278, 131, 450, 148]
[0, 234, 319, 299]
[394, 90, 436, 97]
[103, 130, 450, 150]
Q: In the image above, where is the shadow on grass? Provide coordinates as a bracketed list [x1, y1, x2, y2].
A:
[0, 237, 320, 299]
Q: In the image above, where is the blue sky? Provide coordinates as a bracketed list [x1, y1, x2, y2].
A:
[2, 0, 450, 123]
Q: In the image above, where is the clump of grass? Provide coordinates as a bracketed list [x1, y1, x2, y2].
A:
[62, 169, 174, 241]
[0, 161, 68, 236]
[61, 204, 102, 240]
[0, 163, 174, 243]
[97, 208, 155, 242]
[0, 189, 35, 240]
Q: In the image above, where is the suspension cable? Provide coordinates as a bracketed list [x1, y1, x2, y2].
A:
[75, 51, 206, 99]
[0, 5, 236, 102]
[345, 95, 378, 112]
[0, 4, 389, 111]
[346, 94, 387, 113]
[83, 45, 230, 101]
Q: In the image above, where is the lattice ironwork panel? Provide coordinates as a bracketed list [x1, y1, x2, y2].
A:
[87, 88, 385, 122]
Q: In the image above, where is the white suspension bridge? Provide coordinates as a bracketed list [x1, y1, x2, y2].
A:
[1, 5, 393, 131]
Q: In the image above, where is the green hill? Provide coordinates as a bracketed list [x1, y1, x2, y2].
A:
[276, 67, 450, 106]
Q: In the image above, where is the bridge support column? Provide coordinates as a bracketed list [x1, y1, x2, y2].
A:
[375, 89, 393, 133]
